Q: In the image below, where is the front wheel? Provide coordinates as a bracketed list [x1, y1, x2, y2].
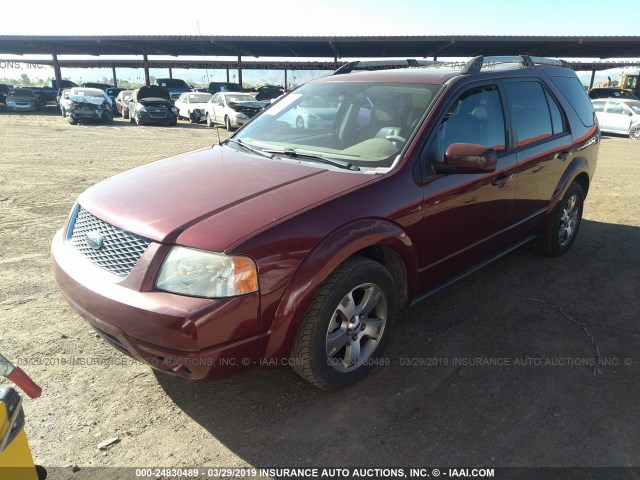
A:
[206, 113, 213, 127]
[629, 125, 640, 140]
[533, 182, 584, 256]
[291, 256, 397, 390]
[224, 115, 233, 131]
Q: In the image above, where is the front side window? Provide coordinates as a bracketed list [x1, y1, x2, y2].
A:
[504, 81, 553, 147]
[234, 81, 442, 170]
[592, 101, 606, 112]
[605, 102, 625, 115]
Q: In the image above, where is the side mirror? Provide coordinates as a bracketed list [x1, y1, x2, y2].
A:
[433, 143, 498, 174]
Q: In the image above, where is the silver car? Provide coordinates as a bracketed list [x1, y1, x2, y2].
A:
[592, 98, 640, 140]
[5, 88, 42, 111]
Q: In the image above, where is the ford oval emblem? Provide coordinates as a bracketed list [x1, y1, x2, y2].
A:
[85, 231, 104, 250]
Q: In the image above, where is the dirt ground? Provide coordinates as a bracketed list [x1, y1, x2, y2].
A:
[0, 106, 639, 475]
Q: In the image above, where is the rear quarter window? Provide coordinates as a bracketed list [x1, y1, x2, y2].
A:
[552, 76, 595, 127]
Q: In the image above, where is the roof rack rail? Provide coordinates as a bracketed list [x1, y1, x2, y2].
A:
[332, 59, 442, 75]
[332, 55, 569, 75]
[461, 55, 569, 74]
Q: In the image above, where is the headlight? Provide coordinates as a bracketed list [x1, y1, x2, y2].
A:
[156, 246, 258, 298]
[171, 107, 178, 113]
[236, 113, 248, 119]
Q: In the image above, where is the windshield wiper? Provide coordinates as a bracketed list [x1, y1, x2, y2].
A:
[262, 148, 360, 171]
[224, 138, 275, 159]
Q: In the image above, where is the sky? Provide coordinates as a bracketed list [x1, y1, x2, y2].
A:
[1, 0, 638, 85]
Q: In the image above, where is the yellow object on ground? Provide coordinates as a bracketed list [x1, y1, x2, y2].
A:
[0, 387, 38, 480]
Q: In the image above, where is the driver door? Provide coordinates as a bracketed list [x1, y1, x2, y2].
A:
[415, 83, 518, 295]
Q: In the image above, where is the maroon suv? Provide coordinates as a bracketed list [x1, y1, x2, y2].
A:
[52, 56, 599, 390]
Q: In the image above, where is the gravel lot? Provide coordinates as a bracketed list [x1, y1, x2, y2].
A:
[0, 106, 639, 475]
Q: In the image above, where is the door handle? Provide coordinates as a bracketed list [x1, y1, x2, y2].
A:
[557, 150, 571, 161]
[491, 173, 514, 189]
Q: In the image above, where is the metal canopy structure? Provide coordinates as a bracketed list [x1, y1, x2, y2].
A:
[1, 35, 639, 89]
[1, 35, 640, 58]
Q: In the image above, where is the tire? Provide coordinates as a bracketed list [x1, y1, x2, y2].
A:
[60, 107, 65, 117]
[206, 113, 213, 127]
[103, 110, 113, 124]
[123, 109, 129, 120]
[168, 119, 177, 126]
[629, 125, 640, 141]
[189, 111, 197, 123]
[225, 115, 233, 131]
[295, 115, 305, 129]
[533, 182, 584, 256]
[291, 256, 397, 390]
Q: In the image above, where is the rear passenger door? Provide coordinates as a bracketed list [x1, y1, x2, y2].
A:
[603, 101, 632, 133]
[502, 79, 574, 237]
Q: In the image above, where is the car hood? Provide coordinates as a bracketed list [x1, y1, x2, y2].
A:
[77, 146, 375, 251]
[70, 95, 106, 106]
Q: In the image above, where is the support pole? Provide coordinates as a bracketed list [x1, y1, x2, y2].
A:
[589, 69, 596, 90]
[52, 53, 62, 89]
[169, 67, 173, 79]
[284, 69, 288, 91]
[143, 53, 150, 86]
[112, 66, 118, 87]
[226, 68, 229, 82]
[237, 55, 243, 87]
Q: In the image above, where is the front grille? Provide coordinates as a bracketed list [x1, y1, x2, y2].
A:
[147, 107, 167, 118]
[69, 207, 151, 277]
[235, 106, 262, 117]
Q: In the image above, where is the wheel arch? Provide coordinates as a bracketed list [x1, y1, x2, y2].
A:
[259, 219, 417, 361]
[543, 156, 591, 227]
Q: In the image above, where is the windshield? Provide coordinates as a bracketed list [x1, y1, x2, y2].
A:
[188, 93, 212, 103]
[71, 89, 103, 98]
[10, 89, 34, 97]
[233, 81, 441, 169]
[225, 94, 256, 103]
[157, 79, 189, 89]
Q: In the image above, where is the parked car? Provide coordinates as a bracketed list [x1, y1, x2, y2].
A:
[52, 56, 599, 390]
[51, 79, 77, 89]
[588, 87, 637, 100]
[154, 78, 191, 102]
[63, 88, 113, 125]
[0, 84, 10, 104]
[174, 92, 212, 123]
[115, 90, 133, 119]
[206, 82, 245, 94]
[592, 98, 640, 140]
[105, 88, 125, 110]
[278, 95, 338, 130]
[205, 92, 268, 130]
[5, 88, 43, 111]
[58, 89, 72, 117]
[30, 87, 58, 105]
[129, 86, 178, 126]
[254, 85, 285, 101]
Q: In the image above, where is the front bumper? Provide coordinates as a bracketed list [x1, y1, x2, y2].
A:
[137, 110, 176, 125]
[5, 102, 37, 111]
[51, 229, 261, 380]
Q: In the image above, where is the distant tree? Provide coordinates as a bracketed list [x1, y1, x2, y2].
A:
[20, 73, 31, 85]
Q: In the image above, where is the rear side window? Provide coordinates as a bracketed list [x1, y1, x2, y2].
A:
[552, 76, 595, 126]
[545, 90, 566, 135]
[592, 101, 605, 112]
[605, 102, 625, 114]
[504, 81, 552, 147]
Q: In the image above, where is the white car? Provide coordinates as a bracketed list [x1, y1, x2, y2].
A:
[592, 98, 640, 140]
[205, 92, 268, 130]
[174, 92, 212, 123]
[278, 96, 338, 130]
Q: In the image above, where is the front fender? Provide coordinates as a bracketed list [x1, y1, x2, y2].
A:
[260, 218, 418, 361]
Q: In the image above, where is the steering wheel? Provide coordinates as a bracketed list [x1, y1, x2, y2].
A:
[385, 135, 406, 148]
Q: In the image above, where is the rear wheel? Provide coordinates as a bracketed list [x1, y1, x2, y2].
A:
[67, 116, 77, 125]
[533, 182, 584, 256]
[295, 115, 305, 129]
[629, 125, 640, 140]
[292, 256, 396, 390]
[123, 109, 129, 120]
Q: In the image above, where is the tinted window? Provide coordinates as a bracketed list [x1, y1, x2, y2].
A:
[504, 81, 552, 147]
[592, 101, 606, 112]
[552, 76, 595, 126]
[545, 90, 565, 135]
[427, 85, 506, 164]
